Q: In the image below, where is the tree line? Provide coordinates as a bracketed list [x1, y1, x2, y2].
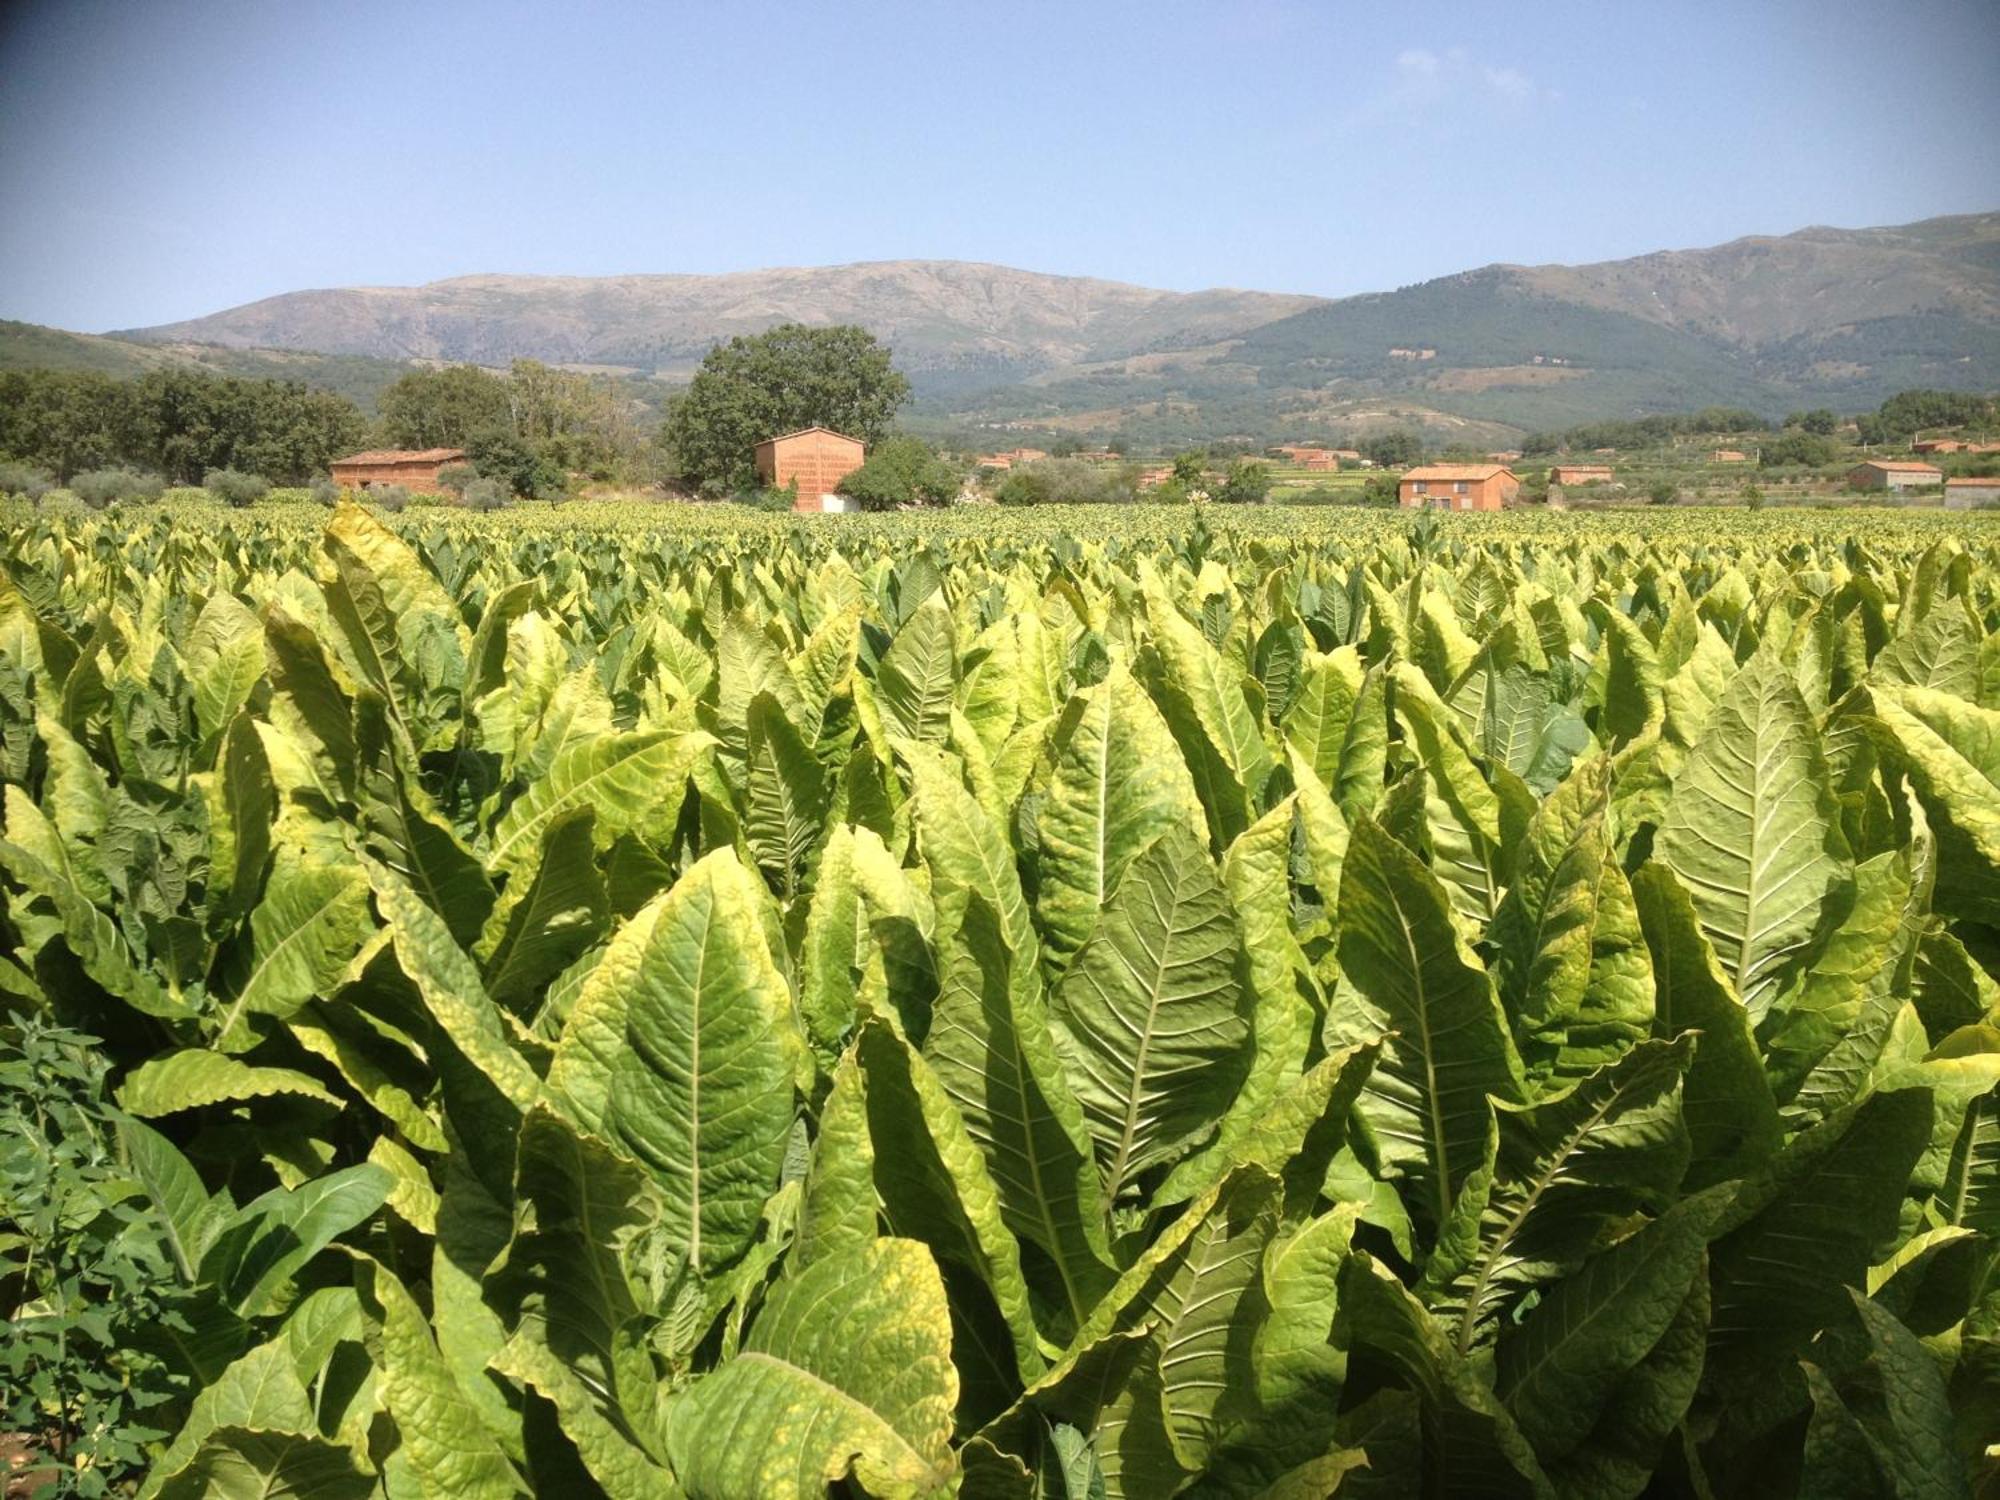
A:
[0, 358, 657, 498]
[1519, 390, 1997, 457]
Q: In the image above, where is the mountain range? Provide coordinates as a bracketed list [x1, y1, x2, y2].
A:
[8, 211, 1997, 446]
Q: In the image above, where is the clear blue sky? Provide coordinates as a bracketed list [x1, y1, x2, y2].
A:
[2, 0, 1996, 331]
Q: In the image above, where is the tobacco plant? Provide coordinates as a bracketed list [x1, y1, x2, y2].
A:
[0, 498, 1995, 1498]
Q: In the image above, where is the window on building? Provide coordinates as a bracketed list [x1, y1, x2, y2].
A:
[1455, 481, 1469, 495]
[1413, 481, 1428, 494]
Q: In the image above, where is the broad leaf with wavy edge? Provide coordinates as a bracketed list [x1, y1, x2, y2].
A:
[607, 847, 804, 1276]
[1051, 823, 1250, 1205]
[1335, 815, 1526, 1241]
[1658, 651, 1849, 1014]
[665, 1238, 958, 1500]
[1034, 659, 1205, 970]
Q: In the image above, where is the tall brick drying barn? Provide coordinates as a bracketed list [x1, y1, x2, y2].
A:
[328, 448, 466, 493]
[754, 427, 865, 513]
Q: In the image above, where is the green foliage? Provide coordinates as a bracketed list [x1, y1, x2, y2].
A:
[1786, 407, 1840, 435]
[0, 367, 365, 484]
[376, 364, 513, 449]
[1877, 387, 1998, 437]
[466, 425, 563, 501]
[460, 477, 509, 512]
[0, 500, 1996, 1498]
[836, 435, 961, 511]
[68, 466, 165, 507]
[0, 459, 54, 500]
[1649, 478, 1678, 504]
[201, 468, 270, 507]
[1212, 458, 1272, 505]
[434, 461, 477, 495]
[1360, 429, 1423, 468]
[1761, 429, 1839, 468]
[994, 458, 1138, 506]
[663, 322, 912, 494]
[1, 1018, 181, 1495]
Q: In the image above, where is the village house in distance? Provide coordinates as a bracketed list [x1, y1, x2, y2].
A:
[1849, 458, 1944, 492]
[1399, 463, 1520, 511]
[755, 426, 865, 512]
[328, 447, 465, 493]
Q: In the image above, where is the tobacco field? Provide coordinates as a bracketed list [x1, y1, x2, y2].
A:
[2, 498, 1998, 1499]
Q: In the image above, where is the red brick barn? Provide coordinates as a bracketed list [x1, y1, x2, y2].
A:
[755, 427, 866, 513]
[328, 448, 466, 493]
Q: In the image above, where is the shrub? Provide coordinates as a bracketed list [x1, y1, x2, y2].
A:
[435, 462, 477, 496]
[1649, 480, 1678, 505]
[739, 485, 799, 513]
[309, 475, 340, 507]
[1361, 473, 1402, 508]
[68, 468, 165, 508]
[836, 436, 961, 510]
[0, 460, 54, 500]
[994, 459, 1138, 507]
[202, 468, 271, 507]
[369, 484, 411, 513]
[461, 476, 509, 512]
[1212, 459, 1273, 505]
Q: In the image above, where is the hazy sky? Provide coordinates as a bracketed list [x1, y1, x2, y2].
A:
[3, 0, 1997, 331]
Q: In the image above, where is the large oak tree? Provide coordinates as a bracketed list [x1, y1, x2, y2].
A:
[663, 323, 910, 495]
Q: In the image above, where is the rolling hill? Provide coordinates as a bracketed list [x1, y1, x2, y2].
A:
[13, 210, 1994, 443]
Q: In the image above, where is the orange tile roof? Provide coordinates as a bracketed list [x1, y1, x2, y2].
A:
[332, 448, 466, 465]
[1859, 460, 1944, 474]
[1945, 476, 1999, 485]
[1402, 464, 1516, 481]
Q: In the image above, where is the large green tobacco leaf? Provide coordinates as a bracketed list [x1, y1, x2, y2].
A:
[905, 745, 1115, 1322]
[1145, 578, 1275, 809]
[117, 1049, 342, 1115]
[1871, 683, 2000, 925]
[853, 1015, 1047, 1392]
[1034, 660, 1206, 968]
[1798, 1291, 1967, 1499]
[1334, 1253, 1549, 1499]
[1488, 757, 1654, 1084]
[744, 688, 827, 899]
[363, 1258, 525, 1500]
[1703, 1088, 1934, 1423]
[666, 1238, 958, 1500]
[1117, 1167, 1283, 1471]
[119, 1117, 234, 1284]
[485, 728, 710, 876]
[607, 847, 804, 1276]
[877, 591, 960, 745]
[492, 1322, 680, 1500]
[1494, 1190, 1722, 1466]
[1627, 862, 1781, 1190]
[1442, 1038, 1694, 1350]
[1050, 824, 1251, 1205]
[796, 1050, 878, 1267]
[476, 806, 609, 1015]
[200, 1164, 393, 1317]
[1335, 815, 1526, 1239]
[367, 857, 546, 1114]
[1283, 646, 1382, 817]
[185, 593, 269, 750]
[141, 1342, 374, 1500]
[0, 785, 185, 1018]
[1657, 651, 1849, 1013]
[213, 842, 374, 1044]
